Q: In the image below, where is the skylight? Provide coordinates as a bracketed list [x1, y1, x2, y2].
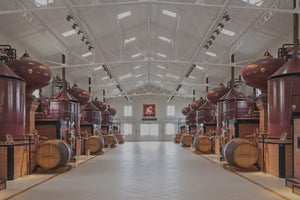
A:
[34, 0, 53, 7]
[206, 51, 217, 57]
[166, 73, 179, 79]
[118, 11, 131, 19]
[119, 73, 133, 80]
[135, 74, 142, 78]
[133, 65, 141, 70]
[102, 76, 109, 80]
[196, 65, 204, 70]
[221, 29, 236, 37]
[158, 36, 171, 43]
[157, 52, 166, 58]
[81, 52, 93, 58]
[162, 9, 177, 18]
[94, 66, 102, 71]
[62, 30, 76, 37]
[157, 65, 166, 69]
[242, 0, 264, 7]
[157, 74, 164, 78]
[124, 37, 136, 44]
[132, 53, 141, 58]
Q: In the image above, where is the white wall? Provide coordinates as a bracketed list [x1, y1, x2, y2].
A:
[106, 95, 192, 141]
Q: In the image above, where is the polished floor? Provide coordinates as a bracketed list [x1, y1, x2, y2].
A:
[11, 142, 289, 200]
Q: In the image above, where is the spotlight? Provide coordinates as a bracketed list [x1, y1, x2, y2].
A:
[204, 44, 209, 49]
[217, 23, 224, 28]
[223, 14, 230, 22]
[207, 40, 213, 45]
[81, 36, 86, 41]
[66, 14, 73, 21]
[88, 46, 94, 51]
[85, 41, 91, 45]
[72, 23, 78, 29]
[210, 35, 216, 40]
[214, 29, 221, 35]
[77, 30, 83, 35]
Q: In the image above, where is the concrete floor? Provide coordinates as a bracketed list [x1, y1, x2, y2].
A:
[4, 142, 299, 200]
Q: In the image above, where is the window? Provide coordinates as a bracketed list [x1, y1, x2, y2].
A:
[167, 105, 175, 116]
[124, 105, 132, 117]
[140, 124, 159, 136]
[123, 123, 132, 135]
[165, 123, 176, 135]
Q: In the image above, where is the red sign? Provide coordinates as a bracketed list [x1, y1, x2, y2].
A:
[143, 104, 155, 117]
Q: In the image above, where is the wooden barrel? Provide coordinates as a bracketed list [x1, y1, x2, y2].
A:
[181, 134, 193, 147]
[115, 134, 125, 144]
[85, 135, 104, 153]
[104, 134, 117, 147]
[174, 133, 182, 143]
[223, 138, 258, 168]
[194, 135, 212, 153]
[36, 139, 72, 170]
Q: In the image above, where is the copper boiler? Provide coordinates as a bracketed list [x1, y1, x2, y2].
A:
[268, 55, 300, 138]
[0, 62, 26, 139]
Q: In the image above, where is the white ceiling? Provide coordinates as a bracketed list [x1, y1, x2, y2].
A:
[0, 0, 296, 101]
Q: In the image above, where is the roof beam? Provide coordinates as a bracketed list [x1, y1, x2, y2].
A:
[1, 1, 299, 15]
[166, 0, 231, 102]
[49, 58, 244, 69]
[64, 0, 132, 102]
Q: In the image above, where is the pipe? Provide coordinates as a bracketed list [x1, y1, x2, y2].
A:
[88, 77, 91, 94]
[230, 54, 235, 88]
[193, 89, 195, 101]
[206, 77, 209, 92]
[62, 54, 66, 89]
[103, 90, 105, 103]
[294, 0, 299, 55]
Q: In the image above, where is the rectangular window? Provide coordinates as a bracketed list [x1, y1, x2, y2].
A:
[165, 123, 176, 135]
[167, 105, 175, 116]
[123, 123, 132, 135]
[124, 105, 132, 117]
[140, 124, 159, 136]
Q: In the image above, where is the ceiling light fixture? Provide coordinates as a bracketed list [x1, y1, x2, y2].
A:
[34, 0, 53, 7]
[132, 53, 141, 58]
[157, 52, 166, 58]
[94, 66, 102, 71]
[206, 51, 217, 57]
[196, 65, 204, 70]
[133, 65, 141, 70]
[158, 35, 171, 43]
[157, 65, 166, 69]
[124, 37, 136, 44]
[119, 73, 133, 80]
[242, 0, 264, 7]
[135, 74, 142, 78]
[157, 74, 164, 78]
[166, 73, 179, 79]
[221, 28, 236, 36]
[118, 11, 131, 19]
[162, 9, 177, 18]
[102, 76, 109, 80]
[81, 52, 93, 58]
[62, 30, 76, 37]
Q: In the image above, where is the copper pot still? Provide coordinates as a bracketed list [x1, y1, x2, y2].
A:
[191, 97, 205, 110]
[268, 55, 300, 138]
[218, 88, 248, 120]
[81, 102, 101, 124]
[92, 98, 108, 111]
[196, 101, 216, 124]
[49, 90, 79, 121]
[182, 105, 191, 116]
[206, 83, 229, 104]
[0, 62, 26, 139]
[68, 84, 90, 106]
[185, 109, 196, 125]
[242, 51, 285, 95]
[6, 52, 52, 100]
